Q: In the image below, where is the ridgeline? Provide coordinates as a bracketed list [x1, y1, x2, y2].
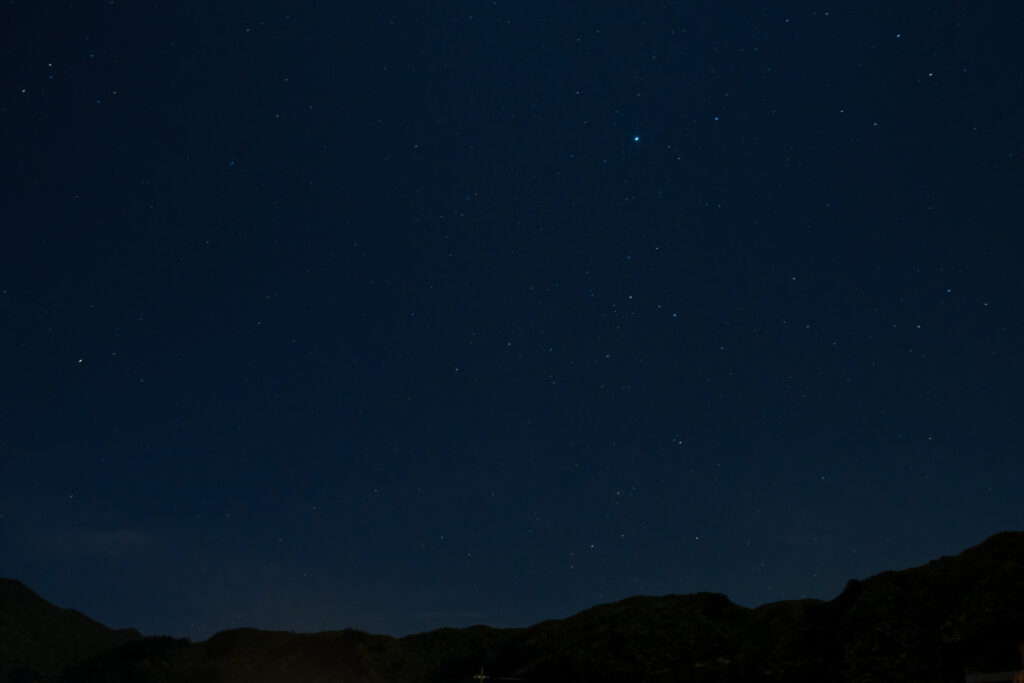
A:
[3, 531, 1023, 682]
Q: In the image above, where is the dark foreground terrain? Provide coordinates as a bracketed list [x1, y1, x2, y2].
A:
[3, 531, 1023, 683]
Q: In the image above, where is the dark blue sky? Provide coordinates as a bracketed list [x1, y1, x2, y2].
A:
[2, 1, 1022, 639]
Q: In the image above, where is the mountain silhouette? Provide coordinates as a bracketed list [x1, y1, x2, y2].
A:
[3, 531, 1023, 682]
[0, 578, 140, 683]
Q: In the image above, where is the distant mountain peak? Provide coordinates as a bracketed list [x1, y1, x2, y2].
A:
[0, 578, 141, 683]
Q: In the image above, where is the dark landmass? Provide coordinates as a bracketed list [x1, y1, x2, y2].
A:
[3, 531, 1023, 682]
[0, 578, 141, 683]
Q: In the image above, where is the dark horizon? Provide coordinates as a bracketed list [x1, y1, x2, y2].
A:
[7, 529, 1021, 640]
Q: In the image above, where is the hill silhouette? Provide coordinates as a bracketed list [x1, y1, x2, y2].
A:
[0, 578, 141, 683]
[3, 531, 1023, 683]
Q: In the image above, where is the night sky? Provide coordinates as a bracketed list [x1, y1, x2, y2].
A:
[2, 1, 1022, 640]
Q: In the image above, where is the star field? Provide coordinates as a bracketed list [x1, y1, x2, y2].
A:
[1, 1, 1022, 639]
